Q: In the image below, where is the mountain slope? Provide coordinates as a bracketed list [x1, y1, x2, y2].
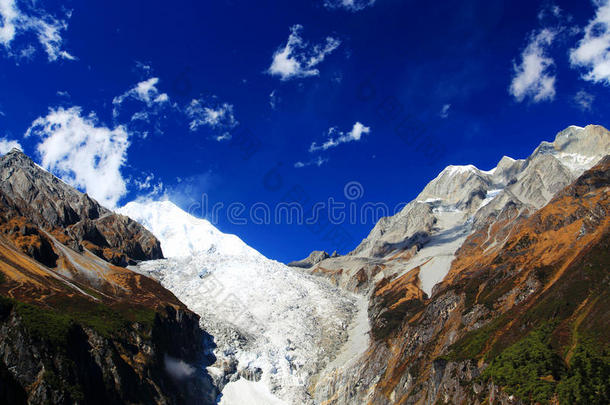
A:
[0, 151, 216, 405]
[355, 156, 610, 405]
[306, 125, 610, 404]
[119, 200, 359, 405]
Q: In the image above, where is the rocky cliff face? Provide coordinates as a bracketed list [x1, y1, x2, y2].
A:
[0, 300, 216, 405]
[0, 149, 163, 266]
[0, 150, 217, 404]
[307, 125, 610, 405]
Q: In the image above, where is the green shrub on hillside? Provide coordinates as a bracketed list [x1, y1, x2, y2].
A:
[557, 340, 610, 405]
[482, 323, 610, 405]
[0, 294, 156, 346]
[481, 323, 564, 404]
[446, 316, 506, 362]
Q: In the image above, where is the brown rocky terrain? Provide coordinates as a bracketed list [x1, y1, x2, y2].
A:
[352, 156, 610, 405]
[0, 150, 217, 404]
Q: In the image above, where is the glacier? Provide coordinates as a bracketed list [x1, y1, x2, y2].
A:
[118, 200, 360, 404]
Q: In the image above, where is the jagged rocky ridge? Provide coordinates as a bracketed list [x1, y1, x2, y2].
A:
[0, 149, 163, 267]
[307, 125, 609, 295]
[0, 150, 216, 404]
[287, 250, 339, 269]
[305, 125, 610, 404]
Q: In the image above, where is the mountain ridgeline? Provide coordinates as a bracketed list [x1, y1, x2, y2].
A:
[0, 124, 608, 405]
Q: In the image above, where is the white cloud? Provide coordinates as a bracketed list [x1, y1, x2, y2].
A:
[324, 0, 376, 12]
[17, 44, 34, 60]
[130, 111, 150, 122]
[440, 104, 451, 118]
[0, 0, 74, 61]
[186, 98, 238, 140]
[309, 122, 370, 152]
[25, 107, 130, 208]
[113, 77, 170, 118]
[0, 137, 21, 154]
[0, 0, 18, 45]
[574, 89, 595, 110]
[134, 173, 155, 190]
[132, 173, 164, 196]
[570, 0, 610, 84]
[267, 24, 341, 80]
[215, 132, 232, 142]
[510, 28, 557, 102]
[294, 156, 328, 168]
[135, 61, 152, 75]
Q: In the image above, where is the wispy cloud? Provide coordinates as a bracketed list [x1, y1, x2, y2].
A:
[269, 90, 280, 110]
[574, 89, 595, 111]
[309, 122, 371, 152]
[324, 0, 376, 12]
[509, 28, 557, 102]
[0, 0, 74, 61]
[294, 156, 328, 168]
[186, 98, 238, 141]
[113, 77, 170, 117]
[267, 24, 341, 80]
[131, 172, 164, 197]
[112, 77, 172, 138]
[164, 355, 196, 380]
[570, 0, 610, 84]
[25, 107, 130, 208]
[440, 104, 451, 119]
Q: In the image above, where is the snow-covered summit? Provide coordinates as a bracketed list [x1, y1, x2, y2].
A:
[416, 125, 609, 209]
[118, 200, 257, 259]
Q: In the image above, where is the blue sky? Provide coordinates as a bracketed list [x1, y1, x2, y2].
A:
[1, 0, 609, 262]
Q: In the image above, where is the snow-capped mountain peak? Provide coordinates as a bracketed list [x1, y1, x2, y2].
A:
[119, 200, 257, 259]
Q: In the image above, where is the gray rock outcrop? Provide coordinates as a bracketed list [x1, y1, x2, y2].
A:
[0, 149, 162, 265]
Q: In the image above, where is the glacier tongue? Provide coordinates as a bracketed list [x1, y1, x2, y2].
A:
[118, 200, 358, 404]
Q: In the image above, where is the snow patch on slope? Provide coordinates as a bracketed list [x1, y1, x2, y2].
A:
[405, 210, 470, 296]
[220, 379, 287, 405]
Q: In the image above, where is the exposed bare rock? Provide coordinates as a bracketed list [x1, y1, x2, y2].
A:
[351, 202, 436, 259]
[287, 250, 331, 268]
[0, 149, 162, 266]
[416, 164, 492, 208]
